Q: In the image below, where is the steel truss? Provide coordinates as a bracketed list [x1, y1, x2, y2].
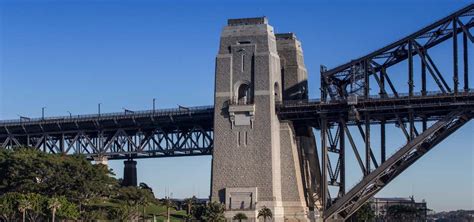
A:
[315, 4, 474, 220]
[321, 4, 473, 100]
[0, 106, 214, 160]
[1, 126, 213, 159]
[322, 110, 472, 220]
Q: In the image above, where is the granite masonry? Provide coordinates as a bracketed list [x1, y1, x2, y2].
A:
[211, 17, 321, 222]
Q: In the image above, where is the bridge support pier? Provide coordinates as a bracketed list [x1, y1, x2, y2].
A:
[211, 17, 312, 222]
[123, 159, 137, 186]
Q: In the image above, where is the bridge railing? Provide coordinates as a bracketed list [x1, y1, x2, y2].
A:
[280, 89, 474, 106]
[0, 105, 214, 126]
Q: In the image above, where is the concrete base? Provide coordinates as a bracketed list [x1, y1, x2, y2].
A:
[93, 156, 108, 166]
[122, 160, 137, 186]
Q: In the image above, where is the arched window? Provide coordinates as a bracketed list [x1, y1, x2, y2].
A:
[237, 84, 251, 105]
[274, 82, 281, 102]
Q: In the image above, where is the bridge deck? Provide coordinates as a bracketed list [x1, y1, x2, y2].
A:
[2, 91, 473, 135]
[278, 91, 474, 127]
[0, 106, 214, 135]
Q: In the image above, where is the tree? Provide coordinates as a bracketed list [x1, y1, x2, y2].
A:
[386, 205, 419, 221]
[48, 197, 61, 222]
[110, 186, 156, 221]
[54, 196, 79, 221]
[0, 192, 20, 221]
[108, 204, 136, 221]
[0, 149, 117, 208]
[202, 201, 225, 222]
[0, 149, 159, 221]
[233, 212, 248, 222]
[163, 198, 175, 222]
[351, 203, 375, 221]
[184, 196, 197, 219]
[24, 193, 48, 222]
[0, 148, 118, 220]
[191, 204, 206, 221]
[17, 196, 31, 222]
[258, 206, 272, 222]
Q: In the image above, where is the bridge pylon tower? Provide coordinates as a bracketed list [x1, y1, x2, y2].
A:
[211, 17, 314, 221]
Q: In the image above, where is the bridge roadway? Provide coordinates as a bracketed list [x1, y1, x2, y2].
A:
[0, 106, 214, 159]
[1, 91, 473, 159]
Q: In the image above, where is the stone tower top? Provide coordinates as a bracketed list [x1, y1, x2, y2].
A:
[227, 17, 268, 26]
[275, 33, 296, 40]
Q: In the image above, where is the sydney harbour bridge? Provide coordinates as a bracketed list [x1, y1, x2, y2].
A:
[1, 4, 473, 221]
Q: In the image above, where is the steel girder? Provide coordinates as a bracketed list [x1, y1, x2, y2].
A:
[0, 126, 213, 159]
[0, 106, 214, 159]
[323, 110, 472, 220]
[320, 4, 473, 100]
[314, 4, 474, 221]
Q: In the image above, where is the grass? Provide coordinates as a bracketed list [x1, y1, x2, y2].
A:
[144, 204, 188, 221]
[88, 201, 189, 221]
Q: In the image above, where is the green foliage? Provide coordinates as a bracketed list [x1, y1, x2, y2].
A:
[233, 212, 248, 221]
[202, 201, 226, 222]
[54, 196, 80, 220]
[258, 206, 273, 222]
[23, 193, 48, 221]
[386, 204, 422, 221]
[0, 148, 165, 221]
[352, 203, 375, 221]
[0, 148, 117, 204]
[191, 203, 206, 220]
[108, 186, 157, 220]
[0, 192, 21, 221]
[0, 192, 79, 221]
[184, 196, 197, 217]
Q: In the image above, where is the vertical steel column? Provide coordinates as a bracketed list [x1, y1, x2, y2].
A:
[60, 134, 65, 154]
[409, 111, 415, 140]
[453, 18, 459, 93]
[408, 40, 414, 97]
[364, 61, 369, 98]
[98, 131, 104, 156]
[339, 122, 345, 196]
[321, 116, 328, 209]
[365, 113, 370, 175]
[321, 66, 327, 102]
[380, 67, 385, 97]
[422, 117, 427, 131]
[463, 32, 469, 91]
[381, 119, 386, 163]
[422, 54, 427, 96]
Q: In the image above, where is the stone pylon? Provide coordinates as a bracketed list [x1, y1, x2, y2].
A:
[211, 17, 318, 221]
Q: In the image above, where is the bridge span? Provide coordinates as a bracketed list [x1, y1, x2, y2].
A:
[0, 106, 214, 159]
[1, 91, 473, 160]
[1, 3, 473, 222]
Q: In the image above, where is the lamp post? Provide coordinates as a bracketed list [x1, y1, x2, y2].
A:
[153, 98, 156, 114]
[42, 107, 46, 120]
[67, 111, 72, 118]
[123, 107, 134, 114]
[98, 103, 101, 117]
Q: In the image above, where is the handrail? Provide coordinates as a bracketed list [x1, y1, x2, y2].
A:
[0, 105, 214, 126]
[280, 89, 474, 106]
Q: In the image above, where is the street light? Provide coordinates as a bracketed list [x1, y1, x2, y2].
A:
[153, 98, 156, 113]
[67, 111, 72, 118]
[98, 103, 101, 117]
[123, 107, 134, 114]
[42, 107, 46, 120]
[17, 114, 30, 122]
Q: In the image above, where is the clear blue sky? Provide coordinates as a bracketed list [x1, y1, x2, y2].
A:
[1, 0, 472, 212]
